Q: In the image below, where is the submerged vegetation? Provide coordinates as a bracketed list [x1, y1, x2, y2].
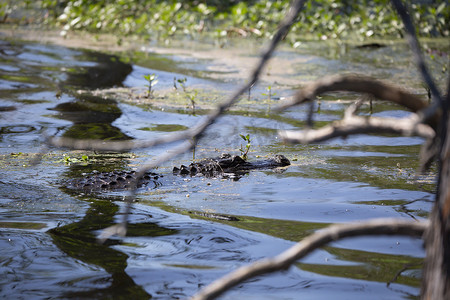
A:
[1, 0, 448, 43]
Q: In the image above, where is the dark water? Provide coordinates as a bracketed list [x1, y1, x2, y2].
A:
[0, 36, 445, 299]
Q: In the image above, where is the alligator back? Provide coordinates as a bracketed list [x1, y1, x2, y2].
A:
[63, 170, 161, 192]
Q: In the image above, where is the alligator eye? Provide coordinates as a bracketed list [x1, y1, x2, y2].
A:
[275, 155, 290, 166]
[220, 153, 231, 159]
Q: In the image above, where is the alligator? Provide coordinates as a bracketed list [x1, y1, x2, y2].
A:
[172, 153, 290, 177]
[63, 153, 290, 193]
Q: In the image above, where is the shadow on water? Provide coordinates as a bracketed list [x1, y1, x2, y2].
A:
[43, 44, 156, 297]
[50, 49, 134, 141]
[63, 50, 133, 90]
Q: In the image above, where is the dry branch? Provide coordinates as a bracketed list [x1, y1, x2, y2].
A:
[191, 218, 428, 300]
[390, 0, 443, 107]
[276, 74, 429, 115]
[389, 1, 449, 298]
[279, 114, 435, 144]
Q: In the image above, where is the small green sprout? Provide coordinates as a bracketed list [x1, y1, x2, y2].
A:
[177, 77, 187, 92]
[186, 90, 198, 115]
[239, 134, 252, 160]
[262, 85, 276, 101]
[143, 73, 158, 98]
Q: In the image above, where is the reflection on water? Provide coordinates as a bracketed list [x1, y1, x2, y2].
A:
[49, 200, 177, 299]
[0, 37, 442, 299]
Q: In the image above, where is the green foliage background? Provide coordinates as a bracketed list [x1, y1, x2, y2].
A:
[1, 1, 448, 42]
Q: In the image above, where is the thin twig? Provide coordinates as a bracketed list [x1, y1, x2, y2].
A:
[390, 0, 443, 111]
[191, 218, 428, 300]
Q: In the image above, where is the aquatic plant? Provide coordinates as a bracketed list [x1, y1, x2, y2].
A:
[143, 73, 158, 98]
[262, 85, 276, 101]
[186, 90, 198, 115]
[176, 77, 187, 93]
[239, 133, 252, 160]
[4, 1, 448, 43]
[173, 77, 197, 114]
[60, 154, 89, 165]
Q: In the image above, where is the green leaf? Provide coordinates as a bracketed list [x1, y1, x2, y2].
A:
[436, 2, 445, 15]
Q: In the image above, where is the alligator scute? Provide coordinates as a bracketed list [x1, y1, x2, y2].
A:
[63, 170, 161, 193]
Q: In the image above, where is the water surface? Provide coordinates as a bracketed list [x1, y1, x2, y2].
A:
[0, 35, 446, 299]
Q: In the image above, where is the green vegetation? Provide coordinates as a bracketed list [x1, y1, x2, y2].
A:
[186, 89, 198, 115]
[0, 221, 47, 230]
[262, 85, 275, 101]
[59, 153, 90, 165]
[172, 77, 198, 114]
[143, 73, 158, 98]
[2, 1, 448, 43]
[175, 77, 187, 92]
[239, 133, 252, 160]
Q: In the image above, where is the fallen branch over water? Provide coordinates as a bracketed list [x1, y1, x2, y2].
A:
[275, 74, 442, 131]
[191, 218, 428, 300]
[276, 74, 429, 114]
[279, 114, 435, 144]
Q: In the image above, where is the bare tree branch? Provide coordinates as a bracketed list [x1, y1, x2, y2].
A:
[389, 2, 449, 297]
[422, 78, 450, 299]
[276, 74, 429, 116]
[279, 114, 435, 144]
[390, 0, 443, 110]
[191, 218, 428, 300]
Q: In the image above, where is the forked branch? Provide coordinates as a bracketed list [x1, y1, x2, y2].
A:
[276, 74, 430, 116]
[279, 114, 435, 144]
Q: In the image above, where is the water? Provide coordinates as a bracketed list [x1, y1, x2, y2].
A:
[0, 34, 446, 299]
